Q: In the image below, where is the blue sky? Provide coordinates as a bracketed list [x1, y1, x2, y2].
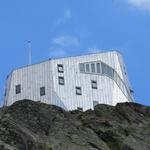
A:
[0, 0, 150, 106]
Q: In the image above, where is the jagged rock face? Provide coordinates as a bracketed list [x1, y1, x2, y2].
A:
[0, 100, 150, 150]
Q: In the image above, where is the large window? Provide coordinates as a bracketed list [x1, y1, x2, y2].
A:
[78, 61, 131, 100]
[40, 86, 45, 96]
[86, 64, 90, 72]
[96, 63, 101, 73]
[101, 63, 114, 78]
[91, 80, 97, 89]
[57, 64, 64, 73]
[76, 87, 82, 95]
[15, 84, 21, 94]
[58, 76, 65, 85]
[79, 64, 85, 72]
[91, 63, 95, 73]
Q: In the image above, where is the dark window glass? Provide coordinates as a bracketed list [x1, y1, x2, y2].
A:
[86, 64, 90, 72]
[91, 80, 97, 89]
[77, 107, 83, 111]
[16, 84, 21, 94]
[93, 101, 99, 108]
[101, 63, 114, 78]
[101, 62, 107, 74]
[91, 63, 95, 73]
[58, 76, 65, 85]
[40, 87, 45, 96]
[76, 87, 82, 95]
[96, 63, 101, 73]
[79, 63, 85, 72]
[57, 64, 64, 73]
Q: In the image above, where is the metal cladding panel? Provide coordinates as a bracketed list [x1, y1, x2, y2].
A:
[51, 51, 128, 111]
[5, 61, 53, 106]
[113, 82, 129, 105]
[4, 74, 13, 106]
[4, 50, 132, 111]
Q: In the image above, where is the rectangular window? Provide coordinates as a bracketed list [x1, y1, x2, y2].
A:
[58, 76, 65, 85]
[96, 63, 101, 73]
[57, 64, 64, 73]
[91, 63, 95, 73]
[40, 86, 45, 96]
[101, 62, 107, 74]
[79, 63, 85, 72]
[86, 64, 90, 72]
[91, 80, 97, 89]
[76, 87, 82, 95]
[108, 67, 114, 78]
[15, 84, 21, 94]
[93, 101, 99, 108]
[77, 107, 83, 111]
[101, 63, 114, 78]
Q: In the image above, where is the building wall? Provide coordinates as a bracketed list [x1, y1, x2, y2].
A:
[51, 51, 131, 111]
[4, 51, 133, 111]
[4, 61, 53, 105]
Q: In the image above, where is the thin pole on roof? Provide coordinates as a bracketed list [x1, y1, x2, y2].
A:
[28, 41, 32, 65]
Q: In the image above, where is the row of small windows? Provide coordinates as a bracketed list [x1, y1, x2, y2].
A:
[15, 85, 46, 97]
[15, 80, 97, 96]
[57, 64, 97, 94]
[79, 62, 114, 78]
[75, 81, 97, 95]
[79, 62, 131, 98]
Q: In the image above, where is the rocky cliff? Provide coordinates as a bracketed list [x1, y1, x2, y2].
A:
[0, 100, 150, 150]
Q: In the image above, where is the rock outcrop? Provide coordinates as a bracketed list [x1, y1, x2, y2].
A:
[0, 100, 150, 150]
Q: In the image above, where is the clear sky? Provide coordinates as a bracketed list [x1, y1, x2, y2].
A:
[0, 0, 150, 106]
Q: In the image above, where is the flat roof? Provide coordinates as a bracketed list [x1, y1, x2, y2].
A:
[7, 50, 121, 76]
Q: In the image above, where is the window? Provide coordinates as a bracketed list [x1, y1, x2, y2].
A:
[96, 63, 101, 73]
[57, 64, 64, 73]
[91, 80, 97, 89]
[91, 63, 95, 73]
[101, 63, 114, 78]
[40, 86, 45, 96]
[86, 64, 90, 72]
[76, 87, 82, 95]
[101, 62, 107, 74]
[77, 107, 83, 111]
[79, 63, 85, 72]
[58, 76, 65, 85]
[93, 101, 99, 108]
[15, 84, 21, 94]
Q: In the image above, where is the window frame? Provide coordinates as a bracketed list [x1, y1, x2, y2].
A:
[91, 80, 98, 89]
[40, 86, 46, 96]
[76, 86, 82, 95]
[57, 64, 64, 73]
[86, 63, 90, 72]
[96, 62, 101, 73]
[79, 63, 85, 72]
[91, 63, 96, 73]
[15, 84, 21, 94]
[58, 76, 65, 85]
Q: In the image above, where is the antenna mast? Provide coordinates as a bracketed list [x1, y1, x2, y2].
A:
[28, 41, 32, 65]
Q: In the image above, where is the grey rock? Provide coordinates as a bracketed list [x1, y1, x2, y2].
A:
[0, 100, 149, 150]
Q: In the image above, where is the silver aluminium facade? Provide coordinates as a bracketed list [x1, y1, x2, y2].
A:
[4, 51, 134, 111]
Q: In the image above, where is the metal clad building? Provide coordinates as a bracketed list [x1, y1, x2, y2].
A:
[4, 50, 134, 111]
